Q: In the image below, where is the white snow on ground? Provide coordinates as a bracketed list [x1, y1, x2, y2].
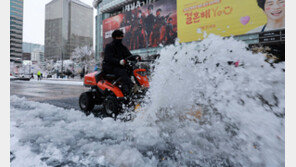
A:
[10, 96, 158, 167]
[29, 79, 83, 86]
[10, 35, 284, 167]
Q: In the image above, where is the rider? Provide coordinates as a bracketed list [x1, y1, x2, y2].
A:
[102, 29, 134, 96]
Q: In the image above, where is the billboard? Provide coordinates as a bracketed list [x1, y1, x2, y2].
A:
[102, 0, 177, 50]
[177, 0, 285, 43]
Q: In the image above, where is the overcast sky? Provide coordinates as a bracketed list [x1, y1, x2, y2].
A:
[23, 0, 95, 45]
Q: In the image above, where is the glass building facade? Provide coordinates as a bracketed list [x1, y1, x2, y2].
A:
[23, 42, 44, 53]
[10, 0, 24, 63]
[45, 0, 93, 61]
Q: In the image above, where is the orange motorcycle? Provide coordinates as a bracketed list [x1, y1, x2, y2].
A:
[79, 55, 150, 117]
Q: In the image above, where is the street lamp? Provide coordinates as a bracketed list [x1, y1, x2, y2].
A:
[61, 50, 64, 75]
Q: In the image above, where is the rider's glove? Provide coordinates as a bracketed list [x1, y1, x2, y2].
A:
[120, 59, 126, 66]
[136, 56, 141, 61]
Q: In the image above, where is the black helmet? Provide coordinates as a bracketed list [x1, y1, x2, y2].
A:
[112, 29, 124, 39]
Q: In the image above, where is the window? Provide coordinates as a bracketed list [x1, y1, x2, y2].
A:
[10, 21, 22, 27]
[10, 31, 22, 35]
[11, 0, 23, 4]
[11, 17, 22, 22]
[10, 26, 22, 31]
[11, 2, 23, 9]
[11, 11, 23, 18]
[11, 6, 22, 13]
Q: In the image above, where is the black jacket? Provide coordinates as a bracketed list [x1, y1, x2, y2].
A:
[102, 40, 132, 72]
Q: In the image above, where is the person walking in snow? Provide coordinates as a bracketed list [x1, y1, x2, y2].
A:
[37, 71, 41, 81]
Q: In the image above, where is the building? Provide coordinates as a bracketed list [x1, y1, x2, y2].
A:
[22, 52, 31, 61]
[10, 0, 24, 63]
[31, 50, 45, 63]
[23, 42, 44, 53]
[45, 0, 93, 61]
[22, 42, 44, 62]
[93, 0, 285, 63]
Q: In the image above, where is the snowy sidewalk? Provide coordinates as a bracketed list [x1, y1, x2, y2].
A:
[30, 78, 83, 86]
[44, 77, 82, 81]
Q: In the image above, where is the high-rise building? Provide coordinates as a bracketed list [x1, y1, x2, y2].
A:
[10, 0, 24, 63]
[45, 0, 93, 61]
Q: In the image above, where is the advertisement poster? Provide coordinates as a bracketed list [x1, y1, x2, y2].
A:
[103, 0, 177, 50]
[177, 0, 285, 43]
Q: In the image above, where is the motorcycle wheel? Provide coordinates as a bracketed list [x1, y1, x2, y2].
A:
[79, 92, 94, 115]
[103, 95, 120, 117]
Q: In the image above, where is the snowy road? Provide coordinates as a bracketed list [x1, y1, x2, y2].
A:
[10, 36, 285, 167]
[10, 79, 89, 110]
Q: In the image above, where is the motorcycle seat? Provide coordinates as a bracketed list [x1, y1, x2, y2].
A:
[104, 74, 116, 78]
[95, 72, 117, 82]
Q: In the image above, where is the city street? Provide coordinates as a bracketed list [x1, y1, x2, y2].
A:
[9, 0, 286, 165]
[9, 36, 285, 166]
[10, 79, 89, 110]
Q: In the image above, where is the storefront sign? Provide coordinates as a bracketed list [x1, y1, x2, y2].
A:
[122, 0, 157, 12]
[259, 29, 285, 43]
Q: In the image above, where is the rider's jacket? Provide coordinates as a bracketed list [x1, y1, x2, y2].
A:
[103, 39, 132, 72]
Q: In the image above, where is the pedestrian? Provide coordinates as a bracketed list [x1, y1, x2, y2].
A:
[37, 71, 41, 81]
[57, 70, 59, 78]
[80, 68, 85, 79]
[94, 65, 98, 71]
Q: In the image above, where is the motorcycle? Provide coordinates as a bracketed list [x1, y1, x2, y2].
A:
[79, 55, 151, 117]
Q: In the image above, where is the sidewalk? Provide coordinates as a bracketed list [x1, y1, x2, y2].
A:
[30, 77, 84, 86]
[10, 76, 30, 81]
[43, 77, 82, 82]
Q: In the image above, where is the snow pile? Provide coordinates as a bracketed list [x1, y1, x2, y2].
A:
[136, 34, 285, 166]
[10, 96, 159, 167]
[10, 34, 284, 167]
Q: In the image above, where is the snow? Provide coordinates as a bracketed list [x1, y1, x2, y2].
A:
[10, 34, 284, 166]
[29, 79, 83, 86]
[10, 96, 157, 166]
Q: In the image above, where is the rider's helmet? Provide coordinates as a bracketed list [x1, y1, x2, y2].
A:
[112, 30, 124, 39]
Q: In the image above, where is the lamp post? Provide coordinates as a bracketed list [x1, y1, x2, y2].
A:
[59, 47, 64, 78]
[61, 51, 64, 75]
